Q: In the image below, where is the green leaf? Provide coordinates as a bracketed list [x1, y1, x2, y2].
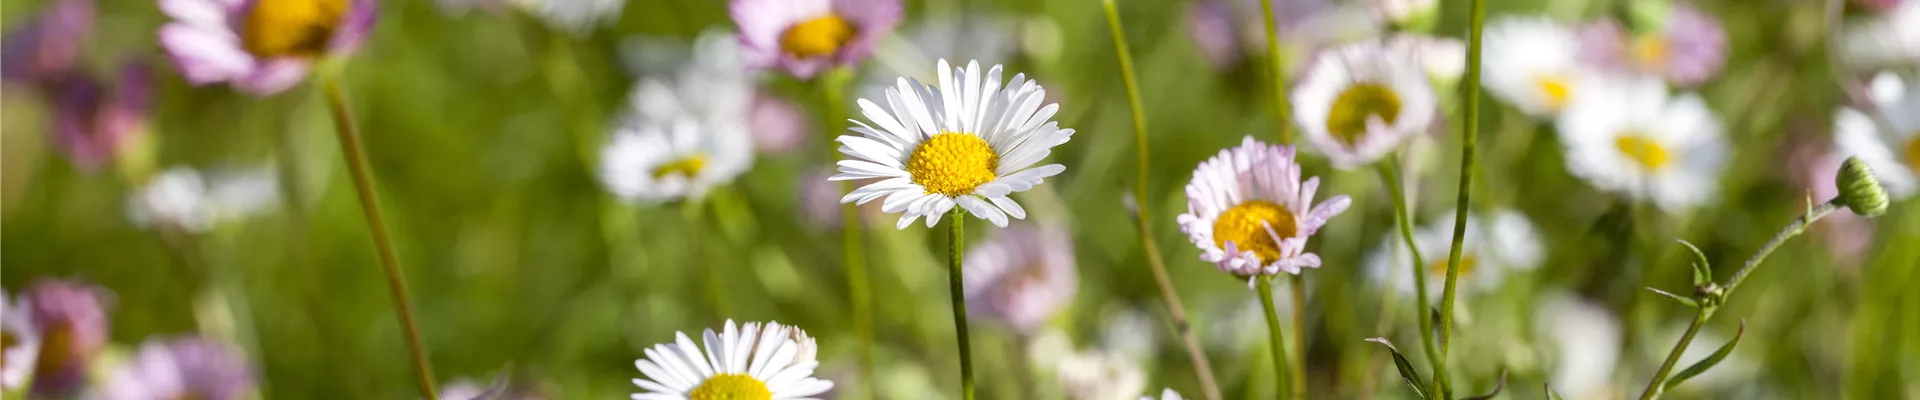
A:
[1459, 370, 1507, 400]
[1645, 287, 1699, 308]
[1663, 319, 1747, 392]
[1676, 239, 1711, 287]
[1545, 382, 1567, 400]
[1366, 337, 1427, 399]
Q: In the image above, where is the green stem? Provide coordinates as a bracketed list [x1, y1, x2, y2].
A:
[323, 75, 438, 400]
[1638, 307, 1711, 400]
[944, 208, 975, 400]
[1258, 0, 1294, 143]
[1256, 278, 1293, 397]
[1288, 274, 1308, 399]
[1434, 0, 1489, 396]
[821, 67, 876, 400]
[1099, 1, 1223, 398]
[1376, 159, 1440, 393]
[684, 197, 730, 317]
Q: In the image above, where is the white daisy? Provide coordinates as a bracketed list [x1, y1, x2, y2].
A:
[1483, 17, 1587, 117]
[1, 290, 40, 390]
[962, 222, 1078, 334]
[1057, 350, 1145, 400]
[1534, 293, 1621, 400]
[514, 0, 626, 35]
[834, 59, 1073, 229]
[1841, 1, 1920, 69]
[1292, 41, 1439, 168]
[631, 320, 832, 400]
[1140, 388, 1185, 400]
[1557, 74, 1726, 212]
[1364, 210, 1543, 301]
[1834, 72, 1920, 199]
[127, 166, 279, 233]
[600, 32, 755, 204]
[1177, 136, 1353, 278]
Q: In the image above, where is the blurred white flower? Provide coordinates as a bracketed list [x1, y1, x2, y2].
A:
[1056, 350, 1145, 400]
[963, 223, 1078, 334]
[127, 166, 278, 233]
[1, 290, 39, 390]
[1177, 136, 1352, 278]
[1100, 308, 1156, 361]
[514, 0, 625, 35]
[1365, 210, 1543, 301]
[1366, 0, 1436, 28]
[1388, 35, 1466, 84]
[1535, 294, 1621, 400]
[1834, 72, 1920, 199]
[1557, 74, 1726, 212]
[630, 320, 832, 399]
[1842, 1, 1920, 69]
[1292, 41, 1438, 168]
[1483, 17, 1589, 117]
[599, 31, 754, 204]
[1140, 388, 1185, 400]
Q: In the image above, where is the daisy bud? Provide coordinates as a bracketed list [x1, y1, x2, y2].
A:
[1835, 156, 1890, 217]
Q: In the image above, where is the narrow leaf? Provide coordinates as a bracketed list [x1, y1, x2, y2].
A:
[1544, 382, 1567, 400]
[1644, 287, 1699, 308]
[1676, 239, 1711, 287]
[1365, 337, 1427, 399]
[1663, 319, 1747, 392]
[1459, 370, 1508, 400]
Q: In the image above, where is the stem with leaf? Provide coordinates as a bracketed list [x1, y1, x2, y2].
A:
[1376, 158, 1440, 392]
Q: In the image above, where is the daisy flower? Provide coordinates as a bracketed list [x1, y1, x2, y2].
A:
[0, 0, 92, 84]
[1177, 136, 1352, 278]
[47, 63, 153, 174]
[834, 60, 1074, 229]
[23, 279, 110, 397]
[1534, 293, 1622, 400]
[1841, 1, 1920, 69]
[157, 0, 378, 96]
[599, 32, 755, 204]
[1057, 350, 1145, 400]
[1557, 74, 1726, 212]
[127, 166, 280, 233]
[630, 320, 833, 400]
[1577, 4, 1728, 87]
[731, 0, 901, 79]
[1834, 72, 1920, 199]
[1292, 41, 1438, 168]
[1142, 388, 1185, 400]
[94, 337, 255, 400]
[1, 290, 39, 391]
[1365, 210, 1543, 301]
[513, 0, 626, 34]
[1482, 17, 1587, 117]
[963, 223, 1078, 334]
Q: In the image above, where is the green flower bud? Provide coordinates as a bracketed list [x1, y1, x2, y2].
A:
[1835, 156, 1889, 217]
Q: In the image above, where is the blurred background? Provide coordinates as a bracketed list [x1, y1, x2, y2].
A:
[3, 0, 1919, 398]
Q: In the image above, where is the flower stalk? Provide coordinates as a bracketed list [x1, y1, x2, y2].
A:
[1256, 277, 1294, 397]
[821, 66, 876, 400]
[1101, 0, 1224, 398]
[1259, 0, 1295, 143]
[1288, 274, 1308, 399]
[1376, 158, 1440, 391]
[945, 208, 976, 400]
[1434, 0, 1490, 395]
[322, 73, 439, 400]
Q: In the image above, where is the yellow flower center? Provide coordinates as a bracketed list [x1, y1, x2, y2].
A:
[780, 14, 856, 58]
[651, 155, 709, 179]
[1326, 83, 1402, 145]
[1211, 200, 1298, 264]
[1631, 36, 1670, 68]
[33, 326, 73, 377]
[1, 330, 15, 367]
[1533, 75, 1572, 111]
[1427, 254, 1477, 279]
[242, 0, 349, 59]
[1905, 136, 1920, 176]
[1614, 134, 1672, 170]
[907, 132, 999, 196]
[688, 373, 772, 400]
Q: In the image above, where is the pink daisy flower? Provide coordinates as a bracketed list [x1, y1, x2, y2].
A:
[730, 0, 901, 79]
[1177, 136, 1352, 278]
[157, 0, 378, 96]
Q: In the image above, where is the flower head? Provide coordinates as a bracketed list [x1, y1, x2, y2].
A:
[1142, 388, 1185, 400]
[1, 291, 40, 390]
[1293, 41, 1438, 168]
[1577, 4, 1728, 86]
[1557, 74, 1726, 212]
[23, 279, 110, 397]
[1177, 136, 1352, 278]
[1833, 73, 1920, 200]
[1483, 17, 1587, 117]
[731, 0, 901, 79]
[963, 223, 1078, 334]
[631, 320, 832, 400]
[48, 63, 153, 174]
[95, 337, 255, 400]
[1534, 293, 1621, 400]
[1841, 1, 1920, 69]
[599, 32, 755, 204]
[834, 60, 1073, 229]
[1365, 210, 1542, 301]
[1056, 350, 1145, 400]
[0, 0, 93, 84]
[128, 166, 280, 233]
[158, 0, 378, 95]
[514, 0, 625, 34]
[1837, 156, 1891, 217]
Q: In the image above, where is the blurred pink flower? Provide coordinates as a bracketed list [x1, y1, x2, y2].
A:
[47, 63, 152, 173]
[1186, 1, 1243, 71]
[157, 0, 379, 96]
[1577, 4, 1728, 86]
[749, 94, 812, 154]
[962, 223, 1078, 334]
[1, 290, 39, 390]
[0, 0, 93, 85]
[24, 279, 110, 397]
[95, 337, 255, 400]
[730, 0, 901, 79]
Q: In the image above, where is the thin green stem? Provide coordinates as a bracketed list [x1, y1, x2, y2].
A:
[1638, 307, 1711, 400]
[1258, 0, 1294, 143]
[684, 197, 730, 317]
[1256, 278, 1293, 397]
[1435, 0, 1489, 396]
[821, 67, 876, 400]
[1288, 274, 1308, 399]
[1100, 1, 1223, 398]
[1376, 159, 1440, 392]
[946, 208, 975, 400]
[323, 76, 438, 400]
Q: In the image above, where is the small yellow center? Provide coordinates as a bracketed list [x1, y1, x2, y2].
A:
[689, 374, 772, 400]
[1533, 75, 1572, 110]
[242, 0, 349, 59]
[651, 155, 709, 179]
[1614, 134, 1672, 170]
[907, 132, 999, 196]
[1427, 254, 1477, 278]
[1904, 136, 1920, 175]
[1631, 36, 1671, 68]
[1211, 200, 1298, 264]
[33, 326, 73, 377]
[1326, 83, 1402, 145]
[780, 14, 856, 58]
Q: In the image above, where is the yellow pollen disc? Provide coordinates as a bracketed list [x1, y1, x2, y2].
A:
[242, 0, 349, 58]
[1326, 83, 1402, 146]
[651, 155, 709, 179]
[907, 132, 999, 197]
[1631, 36, 1671, 68]
[1211, 200, 1298, 264]
[1533, 75, 1572, 110]
[689, 373, 772, 400]
[780, 14, 856, 58]
[1427, 254, 1477, 278]
[1904, 136, 1920, 176]
[1614, 134, 1672, 170]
